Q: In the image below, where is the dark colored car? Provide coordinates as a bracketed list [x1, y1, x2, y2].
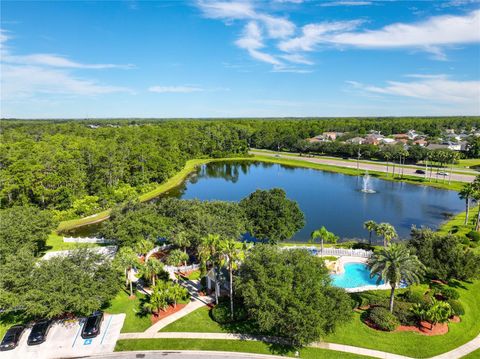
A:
[81, 311, 104, 339]
[27, 320, 52, 345]
[0, 325, 25, 351]
[415, 169, 426, 174]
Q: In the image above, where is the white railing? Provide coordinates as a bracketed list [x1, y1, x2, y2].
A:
[283, 246, 372, 258]
[145, 244, 172, 261]
[165, 263, 200, 272]
[63, 236, 116, 244]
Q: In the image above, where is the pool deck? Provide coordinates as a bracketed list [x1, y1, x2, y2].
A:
[320, 255, 391, 293]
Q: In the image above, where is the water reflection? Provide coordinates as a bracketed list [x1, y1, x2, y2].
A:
[166, 161, 463, 243]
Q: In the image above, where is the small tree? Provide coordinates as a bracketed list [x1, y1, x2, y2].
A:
[134, 239, 155, 258]
[375, 222, 397, 247]
[219, 238, 246, 319]
[114, 247, 139, 297]
[167, 282, 189, 308]
[363, 220, 377, 246]
[310, 226, 338, 254]
[166, 249, 189, 268]
[140, 257, 164, 287]
[171, 231, 191, 267]
[424, 299, 452, 330]
[368, 244, 425, 312]
[459, 183, 475, 226]
[143, 282, 169, 314]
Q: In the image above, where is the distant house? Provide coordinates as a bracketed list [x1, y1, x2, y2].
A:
[427, 143, 461, 151]
[87, 124, 100, 129]
[323, 132, 338, 141]
[364, 134, 383, 145]
[347, 137, 365, 145]
[393, 133, 409, 140]
[413, 138, 428, 147]
[307, 135, 327, 143]
[381, 138, 396, 144]
[407, 130, 419, 139]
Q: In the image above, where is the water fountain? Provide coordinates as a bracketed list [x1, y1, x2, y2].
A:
[361, 171, 376, 193]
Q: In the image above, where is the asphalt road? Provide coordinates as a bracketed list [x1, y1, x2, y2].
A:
[251, 151, 476, 183]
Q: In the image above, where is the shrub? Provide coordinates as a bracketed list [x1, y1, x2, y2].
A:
[448, 300, 465, 316]
[434, 286, 460, 300]
[466, 230, 480, 242]
[211, 299, 248, 324]
[392, 302, 417, 326]
[403, 286, 427, 304]
[367, 307, 399, 331]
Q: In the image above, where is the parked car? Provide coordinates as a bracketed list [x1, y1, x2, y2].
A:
[81, 311, 104, 339]
[27, 320, 52, 345]
[415, 169, 426, 174]
[438, 172, 448, 176]
[0, 325, 25, 351]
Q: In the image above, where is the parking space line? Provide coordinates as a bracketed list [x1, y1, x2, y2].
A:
[72, 321, 82, 347]
[100, 315, 113, 345]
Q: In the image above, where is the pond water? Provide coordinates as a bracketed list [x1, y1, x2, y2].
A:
[331, 263, 383, 289]
[165, 161, 463, 243]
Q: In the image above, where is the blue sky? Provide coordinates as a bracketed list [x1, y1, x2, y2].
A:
[1, 0, 479, 118]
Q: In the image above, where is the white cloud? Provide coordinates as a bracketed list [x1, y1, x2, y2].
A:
[347, 75, 480, 104]
[331, 10, 480, 49]
[319, 1, 372, 6]
[148, 85, 205, 93]
[3, 53, 134, 69]
[279, 20, 364, 52]
[0, 30, 133, 100]
[279, 53, 313, 65]
[2, 65, 131, 99]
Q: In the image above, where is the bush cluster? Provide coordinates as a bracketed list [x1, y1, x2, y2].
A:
[448, 300, 465, 316]
[367, 307, 400, 331]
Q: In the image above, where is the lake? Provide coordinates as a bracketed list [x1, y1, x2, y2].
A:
[165, 161, 463, 243]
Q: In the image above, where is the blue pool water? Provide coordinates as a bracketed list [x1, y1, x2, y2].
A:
[331, 263, 384, 288]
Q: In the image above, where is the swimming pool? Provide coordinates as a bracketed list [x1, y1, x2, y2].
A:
[331, 262, 384, 288]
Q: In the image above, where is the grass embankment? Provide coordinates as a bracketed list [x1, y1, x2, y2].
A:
[462, 349, 480, 359]
[157, 280, 480, 358]
[252, 154, 464, 192]
[115, 338, 373, 358]
[106, 291, 151, 333]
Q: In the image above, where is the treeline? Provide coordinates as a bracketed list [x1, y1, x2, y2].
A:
[1, 117, 479, 212]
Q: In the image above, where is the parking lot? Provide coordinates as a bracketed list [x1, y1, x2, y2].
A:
[0, 313, 125, 359]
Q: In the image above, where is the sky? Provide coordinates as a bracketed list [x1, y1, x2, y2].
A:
[1, 0, 479, 118]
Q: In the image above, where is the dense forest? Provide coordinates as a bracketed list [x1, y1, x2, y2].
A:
[1, 117, 479, 216]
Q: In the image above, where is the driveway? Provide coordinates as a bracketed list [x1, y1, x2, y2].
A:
[1, 313, 125, 359]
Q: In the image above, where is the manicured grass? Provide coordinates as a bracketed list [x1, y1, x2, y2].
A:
[252, 154, 465, 191]
[439, 208, 480, 254]
[161, 306, 223, 333]
[105, 290, 152, 333]
[455, 159, 480, 169]
[43, 231, 106, 253]
[462, 348, 480, 359]
[115, 338, 373, 358]
[158, 281, 480, 358]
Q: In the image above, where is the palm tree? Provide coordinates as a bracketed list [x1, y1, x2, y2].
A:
[143, 281, 169, 314]
[459, 183, 475, 225]
[166, 249, 189, 268]
[134, 239, 155, 258]
[363, 220, 377, 246]
[368, 244, 425, 312]
[140, 257, 164, 287]
[198, 234, 222, 304]
[219, 239, 246, 319]
[168, 282, 188, 308]
[310, 226, 338, 254]
[114, 247, 139, 297]
[171, 231, 191, 267]
[375, 222, 397, 247]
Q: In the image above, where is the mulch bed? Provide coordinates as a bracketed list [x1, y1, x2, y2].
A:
[395, 321, 449, 336]
[150, 303, 188, 324]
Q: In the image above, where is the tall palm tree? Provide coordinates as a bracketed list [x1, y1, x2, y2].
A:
[459, 183, 475, 225]
[143, 281, 169, 314]
[198, 234, 222, 304]
[219, 239, 246, 319]
[368, 244, 425, 312]
[171, 230, 191, 267]
[375, 223, 397, 247]
[363, 220, 377, 246]
[310, 226, 338, 254]
[140, 257, 164, 287]
[114, 247, 139, 297]
[167, 282, 188, 308]
[134, 239, 155, 258]
[166, 249, 188, 268]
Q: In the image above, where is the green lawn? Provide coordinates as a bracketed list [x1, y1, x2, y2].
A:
[455, 159, 480, 169]
[105, 290, 152, 333]
[159, 280, 480, 358]
[439, 208, 480, 254]
[115, 338, 374, 358]
[462, 349, 480, 359]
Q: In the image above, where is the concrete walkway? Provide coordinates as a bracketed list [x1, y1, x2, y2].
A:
[430, 332, 480, 359]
